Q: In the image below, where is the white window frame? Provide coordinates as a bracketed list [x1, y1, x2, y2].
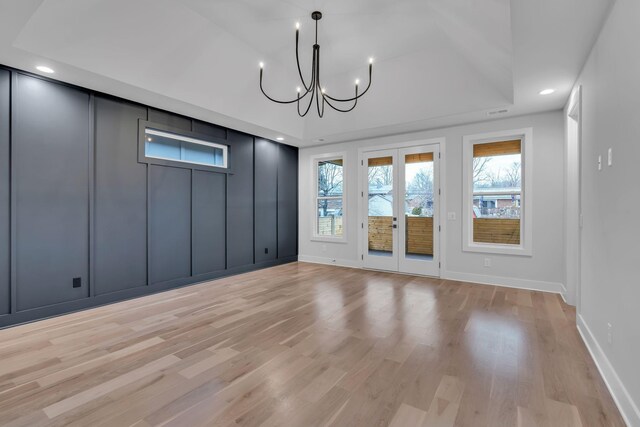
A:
[462, 128, 533, 256]
[144, 128, 228, 169]
[311, 152, 347, 243]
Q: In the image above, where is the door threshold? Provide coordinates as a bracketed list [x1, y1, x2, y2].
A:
[361, 266, 440, 279]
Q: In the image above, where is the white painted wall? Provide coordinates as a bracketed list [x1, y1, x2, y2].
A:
[299, 111, 565, 292]
[564, 88, 581, 306]
[568, 0, 640, 424]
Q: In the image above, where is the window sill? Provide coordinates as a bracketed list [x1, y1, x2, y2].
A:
[463, 243, 532, 257]
[311, 236, 348, 244]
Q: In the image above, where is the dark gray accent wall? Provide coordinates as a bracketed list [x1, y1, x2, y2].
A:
[192, 120, 226, 140]
[226, 131, 255, 268]
[0, 70, 9, 315]
[94, 97, 148, 295]
[192, 170, 226, 275]
[148, 108, 191, 132]
[278, 144, 298, 259]
[0, 64, 298, 328]
[149, 165, 192, 284]
[254, 139, 278, 263]
[13, 74, 90, 311]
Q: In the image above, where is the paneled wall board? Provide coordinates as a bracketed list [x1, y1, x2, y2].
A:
[254, 139, 278, 263]
[148, 108, 191, 132]
[94, 97, 148, 295]
[13, 74, 90, 311]
[278, 144, 298, 258]
[0, 70, 9, 315]
[226, 131, 255, 268]
[149, 165, 192, 284]
[192, 170, 226, 275]
[192, 120, 226, 140]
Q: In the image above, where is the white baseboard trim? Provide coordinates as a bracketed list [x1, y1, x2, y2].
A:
[577, 314, 640, 427]
[298, 256, 563, 294]
[559, 283, 569, 304]
[297, 255, 362, 269]
[442, 270, 563, 294]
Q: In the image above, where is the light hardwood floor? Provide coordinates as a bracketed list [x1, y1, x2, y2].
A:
[0, 262, 625, 426]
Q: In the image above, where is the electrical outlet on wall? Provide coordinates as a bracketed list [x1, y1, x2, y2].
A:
[484, 258, 491, 268]
[607, 322, 613, 345]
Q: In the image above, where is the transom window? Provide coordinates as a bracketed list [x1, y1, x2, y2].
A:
[144, 128, 228, 169]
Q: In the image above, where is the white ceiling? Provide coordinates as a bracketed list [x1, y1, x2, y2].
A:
[0, 0, 614, 146]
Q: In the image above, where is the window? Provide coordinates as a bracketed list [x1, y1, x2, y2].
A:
[463, 128, 533, 255]
[144, 128, 227, 169]
[314, 155, 345, 241]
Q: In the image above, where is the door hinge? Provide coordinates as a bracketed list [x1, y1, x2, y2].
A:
[361, 160, 364, 166]
[361, 191, 364, 197]
[439, 225, 441, 232]
[438, 189, 441, 195]
[438, 152, 441, 159]
[361, 254, 364, 260]
[439, 262, 441, 268]
[361, 222, 364, 229]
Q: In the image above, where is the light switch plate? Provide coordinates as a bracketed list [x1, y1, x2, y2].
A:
[447, 212, 456, 220]
[598, 155, 602, 171]
[608, 148, 613, 166]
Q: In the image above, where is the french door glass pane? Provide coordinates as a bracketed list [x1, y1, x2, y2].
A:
[368, 156, 393, 257]
[404, 153, 434, 260]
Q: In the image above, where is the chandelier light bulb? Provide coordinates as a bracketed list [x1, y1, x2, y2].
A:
[259, 62, 264, 69]
[297, 86, 301, 93]
[296, 22, 300, 30]
[369, 57, 374, 64]
[355, 79, 360, 85]
[321, 88, 326, 94]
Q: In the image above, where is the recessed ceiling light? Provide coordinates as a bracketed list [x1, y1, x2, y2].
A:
[276, 137, 284, 141]
[539, 88, 555, 95]
[36, 66, 54, 74]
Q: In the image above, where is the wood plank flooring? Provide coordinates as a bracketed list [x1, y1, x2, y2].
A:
[0, 262, 625, 426]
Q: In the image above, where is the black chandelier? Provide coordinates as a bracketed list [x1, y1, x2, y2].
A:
[259, 11, 373, 118]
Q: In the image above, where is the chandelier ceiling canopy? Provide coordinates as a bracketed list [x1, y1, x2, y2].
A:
[259, 11, 373, 118]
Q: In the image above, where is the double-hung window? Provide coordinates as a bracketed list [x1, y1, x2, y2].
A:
[313, 155, 345, 241]
[463, 128, 533, 255]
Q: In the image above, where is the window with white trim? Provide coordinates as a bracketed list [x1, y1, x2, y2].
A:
[314, 156, 345, 240]
[463, 128, 533, 255]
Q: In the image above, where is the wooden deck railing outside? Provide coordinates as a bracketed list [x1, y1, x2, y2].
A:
[368, 216, 434, 256]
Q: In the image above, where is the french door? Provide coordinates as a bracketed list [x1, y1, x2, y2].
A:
[361, 144, 440, 276]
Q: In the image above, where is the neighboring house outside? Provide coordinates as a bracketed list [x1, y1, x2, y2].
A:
[368, 185, 434, 218]
[472, 187, 521, 218]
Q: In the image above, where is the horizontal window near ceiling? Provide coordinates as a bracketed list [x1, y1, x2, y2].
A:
[145, 128, 227, 168]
